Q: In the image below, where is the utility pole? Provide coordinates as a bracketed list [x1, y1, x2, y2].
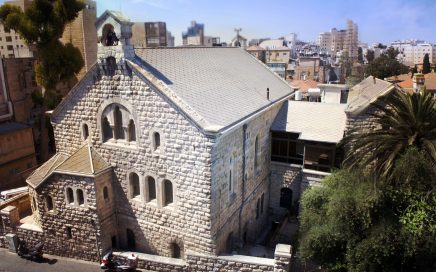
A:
[234, 28, 242, 47]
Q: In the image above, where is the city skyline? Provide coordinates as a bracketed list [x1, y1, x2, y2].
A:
[94, 0, 436, 46]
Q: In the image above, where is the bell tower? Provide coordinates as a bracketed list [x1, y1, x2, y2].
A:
[95, 10, 134, 75]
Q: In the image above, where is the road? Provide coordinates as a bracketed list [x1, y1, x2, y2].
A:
[0, 248, 100, 272]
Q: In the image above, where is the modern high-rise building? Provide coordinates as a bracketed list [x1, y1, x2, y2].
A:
[166, 31, 175, 47]
[391, 40, 436, 67]
[0, 0, 33, 58]
[182, 21, 204, 46]
[317, 20, 358, 59]
[132, 22, 167, 47]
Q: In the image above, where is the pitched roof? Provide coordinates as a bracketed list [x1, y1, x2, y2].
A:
[246, 45, 265, 51]
[26, 153, 68, 188]
[287, 79, 318, 93]
[26, 145, 111, 189]
[57, 144, 111, 175]
[95, 10, 131, 27]
[397, 72, 436, 91]
[134, 47, 293, 131]
[385, 73, 412, 83]
[268, 46, 291, 51]
[271, 101, 347, 143]
[346, 76, 395, 115]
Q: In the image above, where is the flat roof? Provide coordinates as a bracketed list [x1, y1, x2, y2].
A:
[272, 101, 347, 143]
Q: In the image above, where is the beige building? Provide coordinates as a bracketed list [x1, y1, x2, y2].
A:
[0, 57, 38, 191]
[294, 57, 325, 82]
[0, 0, 33, 58]
[131, 22, 167, 48]
[317, 20, 358, 59]
[246, 45, 266, 62]
[60, 0, 97, 80]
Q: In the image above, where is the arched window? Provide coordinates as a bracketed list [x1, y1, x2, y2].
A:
[163, 179, 173, 206]
[103, 186, 109, 201]
[128, 120, 136, 142]
[66, 188, 74, 204]
[171, 243, 181, 258]
[126, 228, 136, 250]
[102, 117, 112, 141]
[153, 132, 161, 150]
[129, 173, 140, 199]
[229, 169, 232, 192]
[46, 195, 54, 211]
[113, 106, 125, 140]
[147, 176, 156, 201]
[77, 189, 85, 205]
[101, 24, 118, 46]
[106, 56, 117, 76]
[254, 135, 259, 173]
[226, 232, 233, 253]
[82, 123, 89, 140]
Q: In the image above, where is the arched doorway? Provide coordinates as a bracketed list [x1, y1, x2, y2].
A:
[280, 188, 293, 210]
[126, 228, 136, 251]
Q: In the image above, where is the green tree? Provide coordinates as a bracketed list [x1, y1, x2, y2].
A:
[342, 91, 436, 180]
[299, 149, 436, 271]
[0, 0, 85, 161]
[366, 49, 375, 63]
[423, 53, 431, 74]
[365, 47, 408, 79]
[357, 47, 363, 64]
[412, 64, 418, 75]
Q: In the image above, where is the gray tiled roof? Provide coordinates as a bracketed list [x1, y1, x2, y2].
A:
[346, 76, 395, 115]
[272, 101, 347, 143]
[27, 145, 111, 189]
[134, 47, 293, 130]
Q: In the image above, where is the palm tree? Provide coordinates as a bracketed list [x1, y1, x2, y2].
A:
[342, 91, 436, 181]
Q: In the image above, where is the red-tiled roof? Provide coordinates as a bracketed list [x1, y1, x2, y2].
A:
[287, 79, 318, 92]
[398, 72, 436, 91]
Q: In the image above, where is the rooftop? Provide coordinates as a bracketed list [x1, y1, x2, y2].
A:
[346, 76, 395, 115]
[272, 101, 347, 143]
[27, 144, 111, 189]
[134, 47, 293, 131]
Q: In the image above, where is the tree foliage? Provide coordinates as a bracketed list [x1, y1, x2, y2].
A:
[299, 91, 436, 271]
[342, 91, 436, 181]
[365, 47, 408, 79]
[299, 150, 436, 271]
[357, 47, 363, 64]
[423, 53, 431, 74]
[366, 49, 375, 63]
[0, 0, 85, 95]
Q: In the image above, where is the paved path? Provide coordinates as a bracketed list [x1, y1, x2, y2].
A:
[0, 248, 100, 272]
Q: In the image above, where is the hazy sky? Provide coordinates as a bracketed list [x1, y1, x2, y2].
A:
[2, 0, 436, 46]
[95, 0, 436, 46]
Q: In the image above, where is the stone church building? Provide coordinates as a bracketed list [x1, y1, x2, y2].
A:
[23, 10, 296, 260]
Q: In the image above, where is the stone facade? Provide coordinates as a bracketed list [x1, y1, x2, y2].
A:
[0, 11, 302, 271]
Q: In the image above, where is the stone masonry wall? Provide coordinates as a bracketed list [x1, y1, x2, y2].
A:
[51, 59, 215, 256]
[269, 162, 301, 219]
[210, 102, 283, 254]
[33, 174, 103, 261]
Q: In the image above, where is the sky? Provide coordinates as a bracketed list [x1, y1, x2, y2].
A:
[2, 0, 436, 46]
[95, 0, 436, 46]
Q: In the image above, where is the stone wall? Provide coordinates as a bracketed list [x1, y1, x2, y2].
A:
[51, 57, 215, 256]
[270, 162, 301, 219]
[210, 103, 283, 253]
[31, 174, 103, 261]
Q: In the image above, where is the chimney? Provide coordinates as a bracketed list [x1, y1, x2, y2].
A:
[267, 88, 270, 100]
